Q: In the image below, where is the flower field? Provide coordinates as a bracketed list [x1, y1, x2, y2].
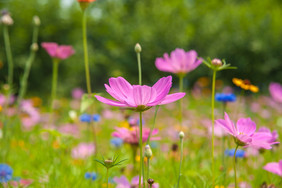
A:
[0, 0, 282, 187]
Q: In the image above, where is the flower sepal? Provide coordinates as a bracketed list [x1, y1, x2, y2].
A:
[202, 58, 237, 72]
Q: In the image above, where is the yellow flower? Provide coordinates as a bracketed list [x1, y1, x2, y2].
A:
[232, 78, 259, 93]
[0, 105, 2, 112]
[249, 85, 259, 93]
[119, 121, 130, 128]
[215, 186, 225, 188]
[232, 78, 243, 87]
[31, 97, 42, 107]
[52, 141, 60, 149]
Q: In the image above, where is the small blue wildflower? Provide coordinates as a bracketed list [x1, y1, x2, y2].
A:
[92, 114, 101, 122]
[225, 149, 245, 158]
[85, 172, 97, 181]
[80, 114, 92, 123]
[0, 164, 13, 183]
[110, 138, 123, 148]
[215, 93, 236, 103]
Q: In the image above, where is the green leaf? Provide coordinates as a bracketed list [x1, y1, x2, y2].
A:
[80, 94, 96, 113]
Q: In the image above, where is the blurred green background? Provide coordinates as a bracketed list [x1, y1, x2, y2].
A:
[0, 0, 282, 97]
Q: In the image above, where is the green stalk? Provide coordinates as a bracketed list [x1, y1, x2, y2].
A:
[50, 59, 59, 110]
[211, 70, 217, 185]
[106, 169, 109, 188]
[234, 145, 239, 188]
[137, 52, 142, 85]
[146, 105, 159, 145]
[176, 136, 184, 188]
[82, 10, 92, 94]
[222, 102, 227, 185]
[3, 25, 14, 88]
[147, 158, 150, 180]
[17, 25, 39, 104]
[139, 111, 143, 188]
[178, 75, 184, 126]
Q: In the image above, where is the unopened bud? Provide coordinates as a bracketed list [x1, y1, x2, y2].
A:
[135, 43, 142, 53]
[31, 43, 38, 52]
[1, 14, 13, 26]
[147, 178, 154, 185]
[104, 159, 113, 168]
[144, 145, 152, 159]
[33, 16, 40, 26]
[211, 58, 222, 66]
[179, 131, 185, 139]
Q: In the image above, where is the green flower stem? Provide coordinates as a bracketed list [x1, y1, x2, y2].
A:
[147, 158, 150, 180]
[17, 25, 39, 104]
[178, 75, 184, 126]
[82, 10, 92, 94]
[137, 52, 142, 85]
[211, 70, 217, 185]
[106, 168, 109, 188]
[222, 102, 227, 185]
[234, 145, 239, 188]
[146, 105, 159, 145]
[176, 137, 184, 188]
[50, 59, 59, 110]
[139, 111, 143, 188]
[3, 25, 14, 88]
[92, 122, 98, 172]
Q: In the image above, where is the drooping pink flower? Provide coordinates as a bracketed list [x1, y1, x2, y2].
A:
[215, 113, 279, 149]
[263, 160, 282, 177]
[71, 143, 95, 159]
[269, 82, 282, 103]
[41, 42, 75, 60]
[112, 127, 160, 145]
[113, 176, 159, 188]
[10, 179, 33, 187]
[155, 49, 202, 75]
[95, 76, 185, 111]
[258, 127, 279, 143]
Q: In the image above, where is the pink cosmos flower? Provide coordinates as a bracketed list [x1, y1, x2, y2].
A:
[20, 100, 40, 130]
[10, 179, 33, 187]
[215, 113, 279, 149]
[155, 48, 202, 75]
[112, 127, 160, 145]
[263, 160, 282, 177]
[95, 76, 185, 111]
[58, 124, 80, 138]
[269, 82, 282, 103]
[72, 88, 84, 100]
[41, 42, 75, 60]
[71, 143, 95, 159]
[113, 176, 159, 188]
[258, 127, 279, 143]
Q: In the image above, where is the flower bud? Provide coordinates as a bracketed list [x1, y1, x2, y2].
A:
[144, 145, 152, 159]
[135, 43, 142, 53]
[179, 131, 185, 139]
[211, 58, 222, 66]
[31, 43, 38, 52]
[104, 159, 113, 168]
[147, 178, 154, 185]
[1, 14, 13, 26]
[33, 16, 40, 26]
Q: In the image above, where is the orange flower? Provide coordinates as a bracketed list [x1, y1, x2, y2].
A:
[232, 78, 259, 93]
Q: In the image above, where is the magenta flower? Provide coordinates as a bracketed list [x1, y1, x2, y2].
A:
[41, 42, 75, 60]
[269, 82, 282, 103]
[112, 127, 160, 145]
[215, 113, 279, 149]
[71, 143, 95, 159]
[263, 160, 282, 177]
[258, 127, 279, 143]
[155, 48, 202, 75]
[95, 76, 185, 111]
[113, 176, 159, 188]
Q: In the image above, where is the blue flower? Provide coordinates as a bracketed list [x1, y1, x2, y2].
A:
[92, 114, 101, 122]
[110, 138, 123, 148]
[80, 114, 92, 123]
[225, 149, 245, 158]
[85, 172, 97, 181]
[215, 93, 236, 103]
[0, 164, 13, 183]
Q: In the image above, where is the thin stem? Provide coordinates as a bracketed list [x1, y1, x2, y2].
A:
[179, 75, 184, 126]
[137, 52, 142, 85]
[139, 111, 143, 188]
[147, 158, 150, 180]
[146, 105, 159, 145]
[233, 145, 239, 188]
[106, 169, 109, 188]
[17, 25, 39, 104]
[82, 10, 92, 94]
[211, 70, 217, 185]
[3, 25, 14, 88]
[50, 59, 59, 110]
[176, 137, 184, 188]
[142, 156, 145, 187]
